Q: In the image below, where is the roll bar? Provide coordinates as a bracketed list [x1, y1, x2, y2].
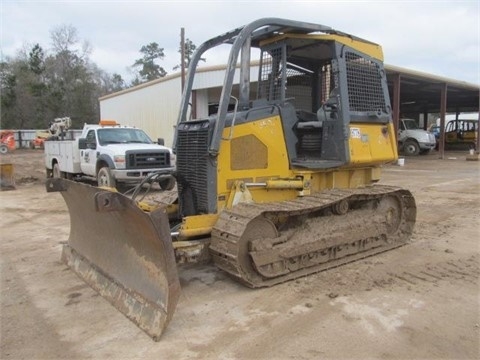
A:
[174, 18, 373, 155]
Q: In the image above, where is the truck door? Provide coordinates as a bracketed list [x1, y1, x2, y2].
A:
[397, 120, 406, 143]
[80, 129, 98, 176]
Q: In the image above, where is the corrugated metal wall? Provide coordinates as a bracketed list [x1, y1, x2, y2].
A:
[100, 75, 182, 147]
[99, 65, 260, 148]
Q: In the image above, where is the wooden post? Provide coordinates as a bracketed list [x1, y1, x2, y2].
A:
[477, 97, 480, 152]
[439, 83, 447, 159]
[392, 73, 401, 135]
[181, 27, 185, 93]
[17, 131, 22, 149]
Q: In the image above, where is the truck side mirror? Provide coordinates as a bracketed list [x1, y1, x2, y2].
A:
[157, 138, 165, 146]
[78, 138, 87, 149]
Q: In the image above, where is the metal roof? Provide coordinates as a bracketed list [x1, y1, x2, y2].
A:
[385, 64, 479, 114]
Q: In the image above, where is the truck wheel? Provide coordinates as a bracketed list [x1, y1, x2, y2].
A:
[403, 140, 420, 156]
[0, 145, 8, 154]
[97, 167, 116, 188]
[53, 163, 61, 178]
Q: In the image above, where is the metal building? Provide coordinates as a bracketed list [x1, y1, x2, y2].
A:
[99, 64, 259, 147]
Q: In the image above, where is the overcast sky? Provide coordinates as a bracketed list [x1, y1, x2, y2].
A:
[1, 0, 479, 85]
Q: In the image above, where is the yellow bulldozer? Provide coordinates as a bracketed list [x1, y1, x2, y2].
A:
[46, 18, 416, 340]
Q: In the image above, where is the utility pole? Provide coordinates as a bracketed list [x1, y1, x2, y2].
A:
[181, 27, 185, 93]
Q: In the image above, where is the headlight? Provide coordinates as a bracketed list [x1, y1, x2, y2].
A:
[114, 155, 125, 169]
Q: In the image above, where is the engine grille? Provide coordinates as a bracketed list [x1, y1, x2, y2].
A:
[345, 51, 387, 113]
[125, 150, 170, 169]
[176, 121, 211, 215]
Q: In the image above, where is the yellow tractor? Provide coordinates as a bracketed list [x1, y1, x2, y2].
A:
[46, 18, 416, 340]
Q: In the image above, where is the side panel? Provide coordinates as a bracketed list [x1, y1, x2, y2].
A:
[217, 115, 297, 207]
[44, 141, 81, 173]
[215, 114, 389, 210]
[348, 123, 398, 165]
[68, 140, 82, 172]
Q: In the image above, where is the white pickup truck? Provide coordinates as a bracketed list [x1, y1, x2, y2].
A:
[44, 120, 175, 189]
[398, 118, 437, 156]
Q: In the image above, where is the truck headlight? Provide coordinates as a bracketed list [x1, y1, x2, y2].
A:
[114, 155, 126, 169]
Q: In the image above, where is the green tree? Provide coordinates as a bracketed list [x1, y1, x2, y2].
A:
[132, 42, 167, 83]
[28, 44, 45, 75]
[110, 73, 126, 92]
[0, 48, 42, 129]
[46, 24, 93, 125]
[94, 70, 126, 93]
[0, 61, 18, 128]
[27, 44, 48, 127]
[0, 24, 124, 130]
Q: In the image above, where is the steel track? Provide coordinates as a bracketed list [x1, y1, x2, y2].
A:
[210, 185, 416, 288]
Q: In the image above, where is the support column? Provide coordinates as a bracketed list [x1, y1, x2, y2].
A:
[392, 73, 401, 134]
[439, 83, 447, 159]
[477, 98, 480, 152]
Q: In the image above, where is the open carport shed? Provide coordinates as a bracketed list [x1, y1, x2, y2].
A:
[386, 64, 479, 157]
[100, 62, 479, 158]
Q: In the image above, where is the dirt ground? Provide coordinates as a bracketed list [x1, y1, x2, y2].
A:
[1, 149, 479, 360]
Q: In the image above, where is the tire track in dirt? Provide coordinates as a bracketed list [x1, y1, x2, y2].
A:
[388, 255, 479, 287]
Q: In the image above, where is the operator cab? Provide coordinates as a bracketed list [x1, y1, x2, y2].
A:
[254, 34, 390, 169]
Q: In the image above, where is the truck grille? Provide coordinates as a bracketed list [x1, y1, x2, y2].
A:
[176, 120, 211, 215]
[125, 150, 170, 169]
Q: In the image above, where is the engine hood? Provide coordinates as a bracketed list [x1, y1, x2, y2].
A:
[103, 143, 172, 153]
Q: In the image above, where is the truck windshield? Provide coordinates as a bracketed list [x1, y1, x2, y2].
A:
[402, 120, 419, 130]
[97, 128, 153, 145]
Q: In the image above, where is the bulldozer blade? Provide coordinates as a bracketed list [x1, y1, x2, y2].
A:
[46, 178, 180, 341]
[0, 163, 16, 190]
